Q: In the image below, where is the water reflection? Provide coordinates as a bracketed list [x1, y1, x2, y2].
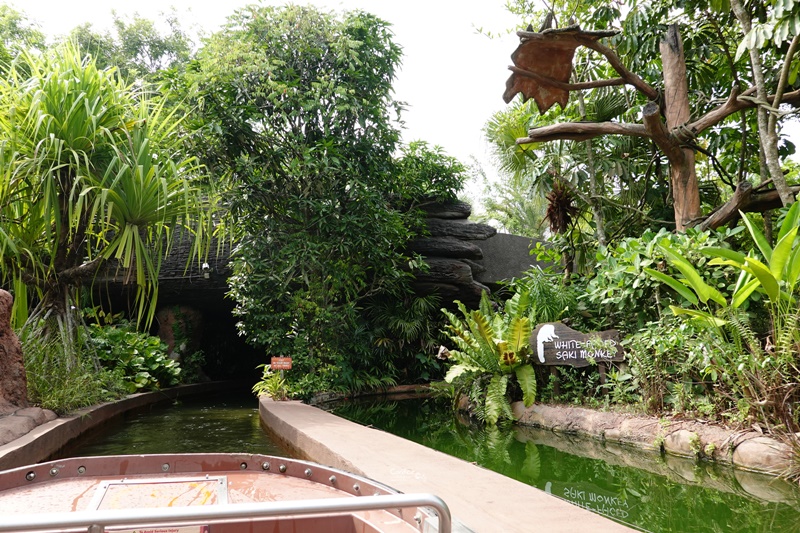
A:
[332, 397, 800, 533]
[63, 391, 282, 457]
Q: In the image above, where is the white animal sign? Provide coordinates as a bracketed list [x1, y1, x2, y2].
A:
[530, 323, 624, 367]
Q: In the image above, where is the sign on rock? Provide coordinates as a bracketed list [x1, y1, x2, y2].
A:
[530, 323, 624, 368]
[270, 357, 292, 370]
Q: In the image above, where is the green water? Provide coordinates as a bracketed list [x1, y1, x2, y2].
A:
[332, 397, 800, 533]
[64, 392, 283, 457]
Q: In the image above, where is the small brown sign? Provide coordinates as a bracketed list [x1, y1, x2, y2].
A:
[530, 323, 624, 367]
[270, 357, 293, 370]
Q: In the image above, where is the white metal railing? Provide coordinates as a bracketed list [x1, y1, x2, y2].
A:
[0, 493, 451, 533]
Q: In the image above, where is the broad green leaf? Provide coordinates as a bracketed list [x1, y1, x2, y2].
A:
[743, 257, 779, 302]
[732, 276, 759, 308]
[787, 245, 800, 290]
[740, 211, 773, 263]
[444, 364, 476, 383]
[643, 268, 699, 305]
[702, 246, 747, 265]
[506, 316, 531, 355]
[659, 244, 726, 306]
[778, 200, 800, 241]
[770, 226, 798, 280]
[669, 306, 728, 328]
[515, 364, 537, 407]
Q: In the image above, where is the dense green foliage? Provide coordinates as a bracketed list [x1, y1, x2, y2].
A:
[65, 11, 194, 82]
[87, 320, 181, 392]
[183, 5, 464, 395]
[583, 227, 743, 331]
[0, 43, 208, 333]
[0, 8, 211, 411]
[441, 286, 562, 424]
[435, 0, 800, 440]
[20, 320, 128, 413]
[452, 209, 800, 430]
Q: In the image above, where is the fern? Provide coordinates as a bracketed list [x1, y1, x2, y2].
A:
[485, 374, 511, 425]
[466, 311, 502, 372]
[505, 316, 531, 356]
[515, 363, 537, 407]
[439, 289, 539, 425]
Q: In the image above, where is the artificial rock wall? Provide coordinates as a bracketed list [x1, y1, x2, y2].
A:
[407, 200, 544, 308]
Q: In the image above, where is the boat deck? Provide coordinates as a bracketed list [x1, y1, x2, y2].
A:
[0, 454, 447, 532]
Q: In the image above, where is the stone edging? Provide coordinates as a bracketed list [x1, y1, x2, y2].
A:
[309, 384, 431, 405]
[513, 402, 796, 476]
[0, 381, 245, 471]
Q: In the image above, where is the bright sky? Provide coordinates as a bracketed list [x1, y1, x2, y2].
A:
[15, 0, 524, 183]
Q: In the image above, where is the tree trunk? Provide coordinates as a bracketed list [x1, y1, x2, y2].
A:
[660, 24, 701, 231]
[731, 0, 795, 207]
[577, 92, 607, 246]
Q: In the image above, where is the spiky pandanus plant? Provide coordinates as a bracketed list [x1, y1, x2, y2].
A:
[440, 291, 537, 425]
[0, 43, 208, 353]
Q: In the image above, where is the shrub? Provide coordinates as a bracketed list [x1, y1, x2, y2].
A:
[440, 292, 537, 425]
[87, 321, 180, 392]
[583, 227, 740, 332]
[21, 321, 127, 413]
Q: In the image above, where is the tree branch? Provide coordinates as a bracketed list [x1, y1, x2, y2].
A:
[696, 183, 800, 230]
[516, 86, 800, 148]
[57, 257, 105, 285]
[517, 121, 648, 144]
[641, 101, 684, 163]
[697, 180, 752, 230]
[508, 65, 626, 92]
[577, 37, 660, 100]
[689, 86, 800, 134]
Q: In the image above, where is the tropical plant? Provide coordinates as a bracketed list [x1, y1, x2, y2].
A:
[0, 42, 209, 340]
[367, 293, 446, 383]
[441, 292, 537, 425]
[87, 320, 181, 392]
[508, 266, 579, 324]
[252, 365, 290, 401]
[187, 5, 464, 394]
[642, 204, 800, 428]
[584, 227, 740, 332]
[20, 320, 128, 413]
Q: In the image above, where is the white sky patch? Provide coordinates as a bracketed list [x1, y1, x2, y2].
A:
[16, 0, 524, 197]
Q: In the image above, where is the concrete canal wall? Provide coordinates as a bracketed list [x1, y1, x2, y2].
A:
[260, 397, 634, 533]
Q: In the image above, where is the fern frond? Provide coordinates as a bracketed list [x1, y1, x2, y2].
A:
[515, 363, 537, 407]
[505, 316, 531, 355]
[478, 291, 495, 320]
[484, 374, 510, 425]
[467, 309, 502, 371]
[505, 291, 522, 317]
[444, 363, 479, 383]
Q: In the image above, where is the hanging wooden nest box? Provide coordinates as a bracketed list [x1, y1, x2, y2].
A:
[503, 26, 619, 112]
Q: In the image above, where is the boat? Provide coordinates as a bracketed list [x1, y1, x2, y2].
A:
[0, 453, 450, 533]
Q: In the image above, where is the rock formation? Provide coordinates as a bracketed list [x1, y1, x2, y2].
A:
[408, 200, 495, 308]
[0, 290, 28, 409]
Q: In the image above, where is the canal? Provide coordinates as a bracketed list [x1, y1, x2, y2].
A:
[61, 391, 282, 457]
[60, 391, 800, 532]
[332, 396, 800, 533]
